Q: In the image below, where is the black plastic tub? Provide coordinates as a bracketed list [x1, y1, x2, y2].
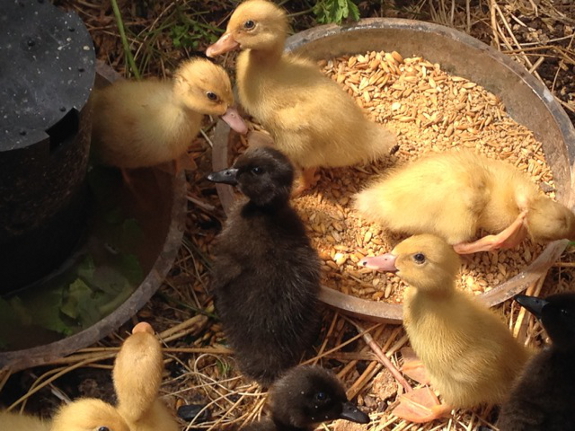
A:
[0, 0, 95, 291]
[0, 60, 187, 371]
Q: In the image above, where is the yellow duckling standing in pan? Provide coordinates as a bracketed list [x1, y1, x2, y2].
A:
[354, 150, 575, 253]
[360, 234, 531, 423]
[207, 0, 396, 194]
[92, 57, 247, 174]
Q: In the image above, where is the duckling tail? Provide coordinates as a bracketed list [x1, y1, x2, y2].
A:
[365, 123, 397, 161]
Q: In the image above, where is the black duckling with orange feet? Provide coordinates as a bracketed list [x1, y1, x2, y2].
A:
[244, 365, 370, 430]
[497, 293, 575, 430]
[207, 147, 322, 386]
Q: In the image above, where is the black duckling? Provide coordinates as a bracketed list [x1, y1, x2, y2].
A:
[207, 146, 322, 386]
[244, 365, 370, 430]
[497, 293, 575, 431]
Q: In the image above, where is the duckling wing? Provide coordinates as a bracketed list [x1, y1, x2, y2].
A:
[354, 152, 488, 244]
[239, 55, 394, 169]
[406, 290, 530, 408]
[210, 208, 321, 385]
[208, 253, 243, 295]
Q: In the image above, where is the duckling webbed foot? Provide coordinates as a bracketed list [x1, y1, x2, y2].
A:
[454, 210, 529, 254]
[292, 167, 319, 197]
[400, 347, 430, 385]
[392, 388, 450, 423]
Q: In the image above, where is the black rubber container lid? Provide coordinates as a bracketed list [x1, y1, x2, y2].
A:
[0, 0, 95, 151]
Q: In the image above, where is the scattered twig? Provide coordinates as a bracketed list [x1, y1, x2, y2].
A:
[110, 0, 140, 79]
[345, 318, 412, 393]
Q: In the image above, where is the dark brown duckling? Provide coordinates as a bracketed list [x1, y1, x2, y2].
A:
[497, 293, 575, 431]
[244, 365, 370, 430]
[207, 146, 322, 386]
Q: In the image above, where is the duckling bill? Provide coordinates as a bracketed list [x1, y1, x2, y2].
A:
[208, 146, 322, 386]
[206, 168, 239, 185]
[497, 293, 575, 430]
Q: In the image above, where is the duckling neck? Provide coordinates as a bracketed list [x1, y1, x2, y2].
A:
[418, 288, 453, 299]
[242, 197, 289, 214]
[246, 43, 284, 65]
[404, 284, 456, 308]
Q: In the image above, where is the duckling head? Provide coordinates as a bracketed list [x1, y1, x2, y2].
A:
[51, 399, 130, 431]
[206, 0, 288, 57]
[360, 234, 460, 293]
[270, 365, 370, 428]
[174, 57, 247, 134]
[527, 197, 575, 243]
[515, 293, 575, 351]
[207, 146, 294, 207]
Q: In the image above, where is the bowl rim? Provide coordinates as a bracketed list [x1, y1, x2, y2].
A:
[213, 17, 575, 323]
[0, 64, 187, 371]
[0, 171, 186, 370]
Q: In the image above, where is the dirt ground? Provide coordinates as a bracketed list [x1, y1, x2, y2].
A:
[2, 1, 575, 430]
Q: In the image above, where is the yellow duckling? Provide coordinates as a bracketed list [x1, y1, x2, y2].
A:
[207, 0, 396, 194]
[92, 57, 247, 171]
[1, 322, 177, 431]
[112, 322, 178, 431]
[2, 400, 148, 431]
[51, 322, 177, 431]
[0, 401, 130, 431]
[51, 399, 130, 431]
[360, 234, 530, 422]
[354, 150, 575, 253]
[0, 410, 49, 431]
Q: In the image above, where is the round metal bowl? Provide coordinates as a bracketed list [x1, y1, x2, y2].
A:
[212, 18, 575, 323]
[0, 64, 187, 370]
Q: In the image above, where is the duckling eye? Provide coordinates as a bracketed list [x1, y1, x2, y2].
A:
[98, 427, 110, 431]
[206, 91, 218, 101]
[251, 166, 264, 175]
[243, 20, 256, 30]
[315, 391, 327, 402]
[413, 253, 426, 264]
